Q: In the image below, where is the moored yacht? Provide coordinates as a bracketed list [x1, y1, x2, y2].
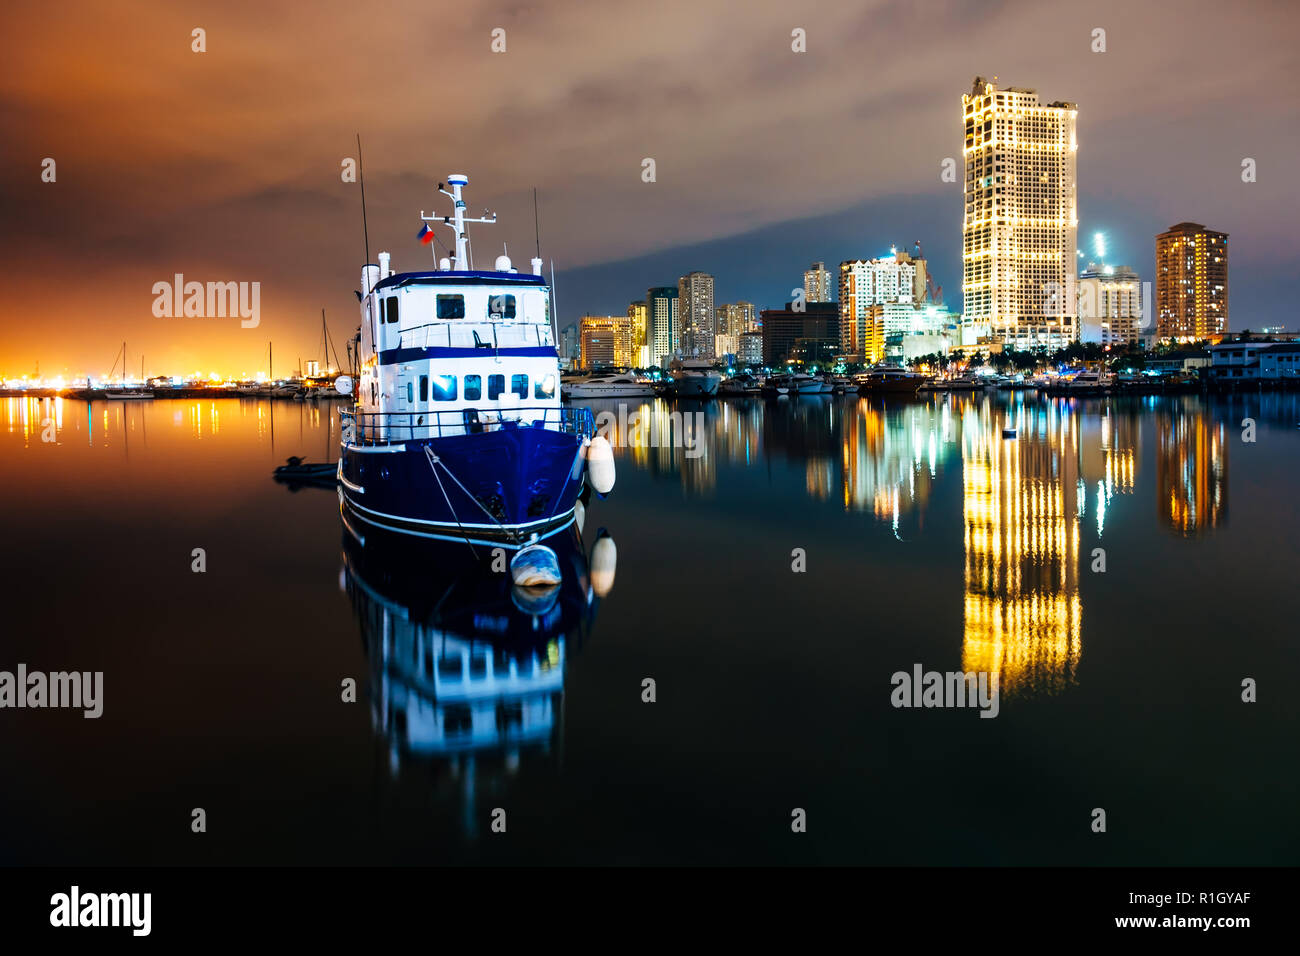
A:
[338, 173, 607, 547]
[666, 358, 721, 397]
[562, 372, 657, 399]
[856, 366, 927, 395]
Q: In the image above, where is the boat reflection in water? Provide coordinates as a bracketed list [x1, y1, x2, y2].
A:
[341, 514, 616, 836]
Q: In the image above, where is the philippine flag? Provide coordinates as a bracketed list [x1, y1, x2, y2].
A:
[417, 223, 435, 245]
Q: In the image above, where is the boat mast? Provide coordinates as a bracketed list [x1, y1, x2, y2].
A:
[422, 175, 496, 271]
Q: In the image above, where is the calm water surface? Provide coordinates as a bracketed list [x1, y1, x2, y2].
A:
[2, 392, 1297, 865]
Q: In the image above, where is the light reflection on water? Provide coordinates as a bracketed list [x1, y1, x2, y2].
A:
[1, 391, 1296, 863]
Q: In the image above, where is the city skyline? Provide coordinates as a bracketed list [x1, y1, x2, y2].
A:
[3, 0, 1297, 377]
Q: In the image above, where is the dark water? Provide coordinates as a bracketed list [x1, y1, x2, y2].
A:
[1, 391, 1297, 865]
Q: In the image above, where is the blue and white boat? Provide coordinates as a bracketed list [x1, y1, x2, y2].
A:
[338, 173, 611, 547]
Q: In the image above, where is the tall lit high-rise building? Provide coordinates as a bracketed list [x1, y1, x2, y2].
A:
[677, 272, 716, 359]
[579, 314, 617, 368]
[804, 262, 832, 303]
[628, 300, 649, 367]
[1155, 222, 1229, 341]
[961, 76, 1078, 349]
[715, 301, 758, 335]
[646, 286, 680, 367]
[1078, 263, 1144, 346]
[838, 251, 926, 358]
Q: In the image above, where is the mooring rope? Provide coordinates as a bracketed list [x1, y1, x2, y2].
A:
[423, 445, 479, 559]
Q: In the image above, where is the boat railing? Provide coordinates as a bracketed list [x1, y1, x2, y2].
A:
[340, 406, 595, 446]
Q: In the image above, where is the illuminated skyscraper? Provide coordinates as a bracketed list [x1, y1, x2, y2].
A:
[628, 300, 649, 367]
[677, 272, 716, 359]
[579, 314, 618, 368]
[961, 76, 1079, 349]
[646, 286, 679, 367]
[838, 251, 926, 359]
[1155, 222, 1229, 341]
[804, 262, 832, 303]
[1078, 263, 1144, 346]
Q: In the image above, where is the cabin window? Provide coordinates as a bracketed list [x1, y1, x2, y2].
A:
[405, 381, 414, 403]
[418, 375, 429, 402]
[431, 375, 457, 401]
[464, 374, 482, 401]
[488, 374, 505, 401]
[384, 296, 400, 324]
[511, 374, 528, 399]
[534, 374, 556, 399]
[488, 294, 516, 319]
[436, 294, 465, 319]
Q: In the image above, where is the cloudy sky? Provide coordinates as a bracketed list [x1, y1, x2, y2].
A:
[2, 0, 1297, 377]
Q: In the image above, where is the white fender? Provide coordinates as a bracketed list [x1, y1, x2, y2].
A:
[574, 498, 586, 535]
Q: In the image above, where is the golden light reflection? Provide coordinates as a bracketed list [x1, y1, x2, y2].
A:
[961, 403, 1082, 697]
[1156, 408, 1227, 535]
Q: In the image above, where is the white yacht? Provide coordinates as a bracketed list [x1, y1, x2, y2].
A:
[563, 372, 657, 399]
[667, 359, 721, 397]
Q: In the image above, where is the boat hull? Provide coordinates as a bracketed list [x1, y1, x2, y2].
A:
[339, 424, 585, 546]
[670, 376, 720, 397]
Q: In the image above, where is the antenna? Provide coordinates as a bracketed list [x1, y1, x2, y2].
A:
[421, 174, 496, 270]
[549, 259, 559, 345]
[533, 187, 541, 258]
[356, 134, 371, 266]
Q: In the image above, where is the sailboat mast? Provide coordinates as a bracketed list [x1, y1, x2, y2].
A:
[269, 341, 273, 380]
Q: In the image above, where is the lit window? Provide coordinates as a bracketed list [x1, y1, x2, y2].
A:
[431, 375, 457, 401]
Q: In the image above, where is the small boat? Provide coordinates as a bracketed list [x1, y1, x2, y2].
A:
[718, 373, 761, 396]
[761, 375, 791, 396]
[103, 389, 153, 400]
[273, 456, 338, 489]
[563, 372, 657, 399]
[1044, 369, 1114, 396]
[1002, 427, 1018, 439]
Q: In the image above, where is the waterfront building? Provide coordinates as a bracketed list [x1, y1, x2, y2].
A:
[804, 262, 832, 303]
[716, 301, 758, 335]
[1078, 263, 1144, 346]
[559, 324, 580, 364]
[677, 272, 716, 359]
[961, 76, 1079, 350]
[579, 315, 618, 368]
[647, 286, 680, 367]
[1145, 350, 1210, 376]
[760, 302, 839, 367]
[862, 302, 956, 365]
[1155, 222, 1229, 341]
[738, 331, 763, 367]
[1207, 341, 1300, 381]
[839, 251, 927, 359]
[628, 300, 649, 367]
